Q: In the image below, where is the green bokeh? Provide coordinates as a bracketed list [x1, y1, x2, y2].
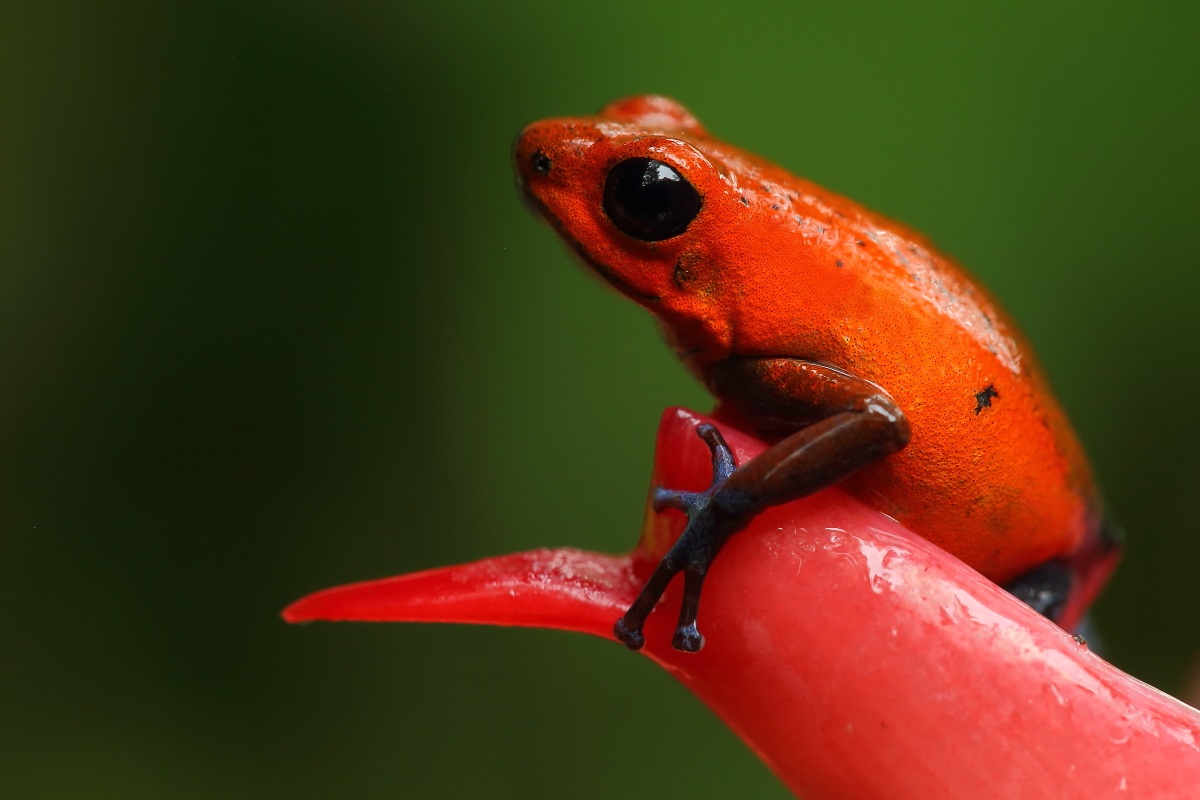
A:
[3, 1, 1198, 797]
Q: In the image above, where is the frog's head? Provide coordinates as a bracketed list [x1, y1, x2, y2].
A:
[515, 95, 763, 373]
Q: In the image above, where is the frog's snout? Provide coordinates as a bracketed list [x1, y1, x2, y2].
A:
[511, 128, 538, 205]
[512, 124, 549, 179]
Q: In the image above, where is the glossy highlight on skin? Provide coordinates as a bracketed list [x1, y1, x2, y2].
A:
[513, 96, 1116, 625]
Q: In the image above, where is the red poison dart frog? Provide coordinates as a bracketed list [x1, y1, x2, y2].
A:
[512, 95, 1121, 652]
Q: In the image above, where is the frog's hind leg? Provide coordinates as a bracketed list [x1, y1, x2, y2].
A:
[1003, 560, 1074, 622]
[1004, 514, 1123, 632]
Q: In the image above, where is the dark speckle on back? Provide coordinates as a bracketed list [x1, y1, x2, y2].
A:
[974, 384, 999, 415]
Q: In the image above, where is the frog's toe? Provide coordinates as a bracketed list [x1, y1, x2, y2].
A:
[613, 617, 646, 651]
[696, 423, 737, 483]
[672, 622, 704, 653]
[652, 487, 702, 513]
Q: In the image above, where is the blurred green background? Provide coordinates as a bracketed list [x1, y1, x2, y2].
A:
[3, 1, 1198, 797]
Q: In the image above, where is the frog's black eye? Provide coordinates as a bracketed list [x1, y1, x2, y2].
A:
[603, 158, 701, 241]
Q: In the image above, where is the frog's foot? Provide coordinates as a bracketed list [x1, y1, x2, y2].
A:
[613, 424, 738, 653]
[1003, 559, 1073, 622]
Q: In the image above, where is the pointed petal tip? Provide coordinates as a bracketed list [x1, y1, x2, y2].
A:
[282, 548, 637, 639]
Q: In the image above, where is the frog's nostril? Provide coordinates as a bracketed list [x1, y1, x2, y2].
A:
[531, 150, 551, 175]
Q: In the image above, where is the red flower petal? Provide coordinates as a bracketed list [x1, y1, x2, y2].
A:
[285, 408, 1200, 799]
[283, 547, 636, 637]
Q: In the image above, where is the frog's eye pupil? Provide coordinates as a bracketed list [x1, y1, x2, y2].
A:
[603, 158, 701, 241]
[531, 151, 552, 174]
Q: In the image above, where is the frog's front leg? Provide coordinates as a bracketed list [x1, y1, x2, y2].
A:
[614, 358, 911, 652]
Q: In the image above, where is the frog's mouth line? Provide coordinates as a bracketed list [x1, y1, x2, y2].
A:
[576, 246, 662, 305]
[519, 184, 661, 305]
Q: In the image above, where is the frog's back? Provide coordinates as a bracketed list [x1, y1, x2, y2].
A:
[812, 215, 1098, 582]
[676, 133, 1101, 583]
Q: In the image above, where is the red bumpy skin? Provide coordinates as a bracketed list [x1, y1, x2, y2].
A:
[513, 95, 1115, 596]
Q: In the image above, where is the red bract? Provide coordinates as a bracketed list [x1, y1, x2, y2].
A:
[285, 408, 1200, 799]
